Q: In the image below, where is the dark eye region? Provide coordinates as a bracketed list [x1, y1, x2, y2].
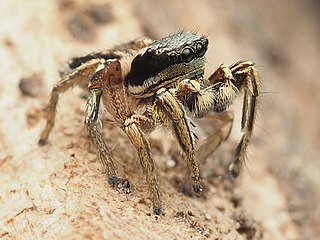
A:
[168, 40, 208, 63]
[125, 34, 209, 89]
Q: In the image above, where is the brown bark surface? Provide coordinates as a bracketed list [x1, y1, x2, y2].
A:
[1, 1, 319, 239]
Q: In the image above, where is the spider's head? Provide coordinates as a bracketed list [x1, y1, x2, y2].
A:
[125, 31, 208, 97]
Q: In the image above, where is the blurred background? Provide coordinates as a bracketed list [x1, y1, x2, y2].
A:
[0, 0, 319, 239]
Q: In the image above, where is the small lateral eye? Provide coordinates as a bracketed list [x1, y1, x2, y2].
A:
[196, 42, 206, 57]
[146, 48, 152, 55]
[168, 52, 178, 62]
[181, 47, 194, 63]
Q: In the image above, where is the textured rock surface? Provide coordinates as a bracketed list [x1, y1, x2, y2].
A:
[0, 0, 319, 239]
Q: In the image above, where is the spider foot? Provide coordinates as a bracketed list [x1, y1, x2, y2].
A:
[38, 138, 47, 146]
[192, 181, 204, 196]
[107, 176, 132, 194]
[229, 159, 242, 178]
[153, 206, 162, 216]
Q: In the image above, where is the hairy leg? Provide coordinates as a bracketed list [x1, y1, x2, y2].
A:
[39, 59, 102, 145]
[94, 59, 161, 214]
[196, 112, 234, 163]
[85, 88, 128, 188]
[227, 61, 260, 178]
[123, 116, 161, 215]
[177, 61, 260, 178]
[40, 37, 153, 144]
[68, 37, 153, 69]
[154, 88, 203, 194]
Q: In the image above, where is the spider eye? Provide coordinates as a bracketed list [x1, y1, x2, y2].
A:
[196, 42, 206, 57]
[168, 52, 178, 62]
[146, 48, 152, 55]
[181, 47, 194, 63]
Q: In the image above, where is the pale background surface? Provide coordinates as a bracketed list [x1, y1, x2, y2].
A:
[0, 0, 319, 239]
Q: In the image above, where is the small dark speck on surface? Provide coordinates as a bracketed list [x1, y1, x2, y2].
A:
[58, 0, 75, 9]
[4, 38, 14, 48]
[19, 73, 43, 97]
[66, 3, 113, 42]
[85, 4, 114, 24]
[67, 13, 96, 42]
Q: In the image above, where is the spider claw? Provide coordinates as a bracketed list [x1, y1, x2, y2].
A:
[229, 160, 242, 178]
[107, 175, 119, 185]
[229, 168, 240, 178]
[192, 182, 203, 195]
[107, 176, 131, 194]
[38, 138, 47, 146]
[153, 207, 163, 216]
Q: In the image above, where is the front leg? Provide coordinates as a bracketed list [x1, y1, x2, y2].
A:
[93, 59, 161, 215]
[122, 116, 161, 215]
[84, 60, 134, 193]
[177, 61, 260, 178]
[228, 61, 260, 178]
[85, 88, 131, 193]
[154, 88, 203, 194]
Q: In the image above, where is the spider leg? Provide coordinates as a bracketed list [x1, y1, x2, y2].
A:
[196, 112, 234, 163]
[123, 116, 161, 215]
[154, 88, 203, 194]
[40, 36, 153, 145]
[95, 59, 161, 215]
[176, 61, 260, 178]
[228, 61, 260, 178]
[39, 59, 102, 145]
[85, 89, 118, 180]
[68, 37, 153, 69]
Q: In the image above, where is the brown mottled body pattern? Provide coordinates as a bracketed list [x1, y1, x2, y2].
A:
[39, 32, 261, 215]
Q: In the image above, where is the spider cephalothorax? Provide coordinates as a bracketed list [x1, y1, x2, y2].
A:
[125, 32, 208, 97]
[39, 31, 260, 215]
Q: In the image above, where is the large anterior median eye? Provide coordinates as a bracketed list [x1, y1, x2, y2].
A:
[181, 47, 194, 63]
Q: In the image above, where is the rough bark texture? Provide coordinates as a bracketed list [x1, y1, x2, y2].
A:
[1, 0, 319, 239]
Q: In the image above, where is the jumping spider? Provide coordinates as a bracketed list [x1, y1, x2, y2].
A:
[39, 31, 260, 215]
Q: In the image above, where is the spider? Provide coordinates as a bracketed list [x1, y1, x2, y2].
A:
[39, 31, 260, 215]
